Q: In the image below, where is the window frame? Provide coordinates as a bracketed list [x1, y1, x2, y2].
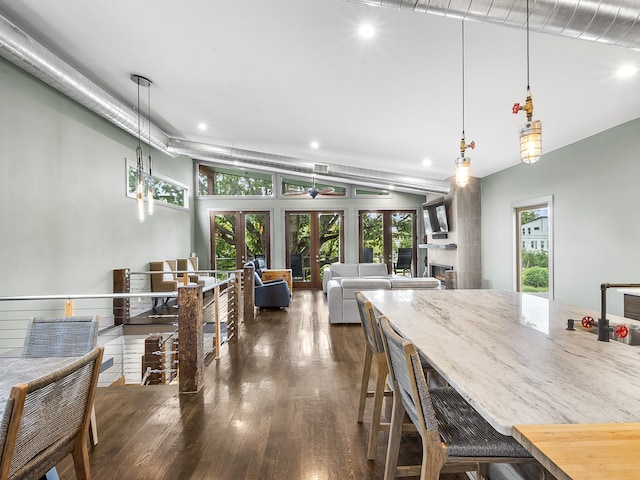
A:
[196, 163, 275, 199]
[125, 158, 190, 211]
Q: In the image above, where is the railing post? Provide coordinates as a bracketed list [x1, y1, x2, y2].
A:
[143, 335, 163, 385]
[214, 285, 221, 360]
[243, 265, 255, 323]
[227, 273, 241, 339]
[113, 268, 130, 325]
[178, 284, 204, 393]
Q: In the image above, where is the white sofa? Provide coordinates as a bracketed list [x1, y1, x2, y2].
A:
[322, 262, 390, 294]
[326, 274, 440, 324]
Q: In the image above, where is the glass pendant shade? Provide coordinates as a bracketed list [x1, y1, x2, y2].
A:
[519, 119, 542, 164]
[455, 156, 471, 187]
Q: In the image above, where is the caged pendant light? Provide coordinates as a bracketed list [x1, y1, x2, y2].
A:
[131, 74, 152, 221]
[455, 20, 475, 188]
[512, 0, 542, 165]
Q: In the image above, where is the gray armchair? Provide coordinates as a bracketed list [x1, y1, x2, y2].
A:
[254, 272, 290, 309]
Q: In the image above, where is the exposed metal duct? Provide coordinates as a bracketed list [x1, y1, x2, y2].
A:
[0, 13, 173, 155]
[346, 0, 640, 49]
[0, 11, 447, 194]
[168, 139, 451, 195]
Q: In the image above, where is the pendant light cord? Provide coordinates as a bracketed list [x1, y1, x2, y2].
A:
[147, 84, 152, 177]
[461, 20, 465, 134]
[526, 0, 530, 89]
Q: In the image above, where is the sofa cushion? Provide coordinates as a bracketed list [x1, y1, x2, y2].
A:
[340, 278, 392, 300]
[330, 263, 359, 278]
[357, 263, 388, 277]
[390, 277, 441, 289]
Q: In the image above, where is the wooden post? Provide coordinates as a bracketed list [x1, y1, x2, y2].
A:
[214, 285, 221, 359]
[64, 299, 74, 317]
[243, 265, 255, 323]
[178, 284, 204, 394]
[143, 335, 162, 385]
[113, 268, 130, 325]
[227, 273, 241, 340]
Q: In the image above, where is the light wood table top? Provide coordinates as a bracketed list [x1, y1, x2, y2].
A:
[514, 423, 640, 480]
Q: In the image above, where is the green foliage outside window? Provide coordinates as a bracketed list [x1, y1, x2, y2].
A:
[127, 167, 187, 208]
[198, 165, 272, 196]
[522, 266, 549, 288]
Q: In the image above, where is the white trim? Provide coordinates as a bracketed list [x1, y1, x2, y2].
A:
[511, 195, 554, 300]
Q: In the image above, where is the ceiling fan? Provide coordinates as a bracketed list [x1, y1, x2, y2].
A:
[284, 176, 343, 198]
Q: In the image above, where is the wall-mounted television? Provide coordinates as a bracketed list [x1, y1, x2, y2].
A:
[422, 196, 449, 238]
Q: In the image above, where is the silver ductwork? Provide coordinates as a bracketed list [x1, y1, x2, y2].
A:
[168, 139, 450, 194]
[0, 14, 172, 155]
[346, 0, 640, 49]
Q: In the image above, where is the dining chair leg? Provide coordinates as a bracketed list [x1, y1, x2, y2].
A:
[72, 439, 91, 480]
[89, 405, 98, 446]
[383, 393, 404, 480]
[357, 346, 373, 423]
[367, 360, 389, 460]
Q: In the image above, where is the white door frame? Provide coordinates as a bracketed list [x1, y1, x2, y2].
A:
[511, 195, 554, 300]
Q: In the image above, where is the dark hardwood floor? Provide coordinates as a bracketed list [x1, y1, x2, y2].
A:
[58, 290, 467, 480]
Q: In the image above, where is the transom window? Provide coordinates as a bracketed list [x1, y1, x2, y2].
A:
[126, 160, 189, 209]
[198, 165, 273, 196]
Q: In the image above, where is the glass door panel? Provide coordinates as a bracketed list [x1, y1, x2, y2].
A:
[391, 213, 415, 276]
[516, 205, 550, 297]
[318, 212, 341, 284]
[361, 213, 383, 264]
[244, 213, 269, 266]
[212, 213, 237, 273]
[287, 213, 311, 283]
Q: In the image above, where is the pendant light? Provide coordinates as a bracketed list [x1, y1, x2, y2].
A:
[512, 0, 542, 164]
[131, 74, 152, 222]
[146, 82, 154, 216]
[456, 20, 474, 188]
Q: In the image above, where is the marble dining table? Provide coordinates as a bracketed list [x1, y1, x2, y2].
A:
[363, 288, 640, 436]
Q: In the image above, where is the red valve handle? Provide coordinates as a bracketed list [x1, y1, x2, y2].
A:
[615, 324, 629, 338]
[582, 316, 594, 328]
[512, 103, 521, 114]
[468, 141, 476, 150]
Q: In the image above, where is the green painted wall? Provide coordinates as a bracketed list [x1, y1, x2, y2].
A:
[481, 117, 640, 315]
[0, 57, 194, 301]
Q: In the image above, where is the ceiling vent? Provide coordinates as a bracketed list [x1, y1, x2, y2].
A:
[313, 163, 329, 174]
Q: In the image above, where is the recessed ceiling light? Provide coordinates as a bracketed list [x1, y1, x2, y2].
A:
[422, 158, 432, 167]
[617, 65, 637, 77]
[387, 185, 394, 190]
[358, 24, 375, 38]
[310, 141, 320, 149]
[197, 122, 207, 131]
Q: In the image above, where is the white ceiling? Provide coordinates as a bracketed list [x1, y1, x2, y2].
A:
[1, 0, 639, 182]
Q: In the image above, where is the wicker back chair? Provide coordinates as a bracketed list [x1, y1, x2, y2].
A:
[355, 292, 391, 460]
[22, 316, 100, 446]
[0, 346, 104, 480]
[378, 315, 534, 480]
[22, 316, 99, 358]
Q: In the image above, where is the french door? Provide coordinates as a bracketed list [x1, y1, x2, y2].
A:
[358, 210, 417, 276]
[285, 210, 343, 289]
[210, 211, 270, 271]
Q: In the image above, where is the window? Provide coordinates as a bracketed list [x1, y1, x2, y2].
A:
[528, 227, 531, 234]
[531, 241, 535, 249]
[540, 241, 544, 249]
[354, 187, 391, 197]
[198, 164, 273, 196]
[126, 160, 189, 209]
